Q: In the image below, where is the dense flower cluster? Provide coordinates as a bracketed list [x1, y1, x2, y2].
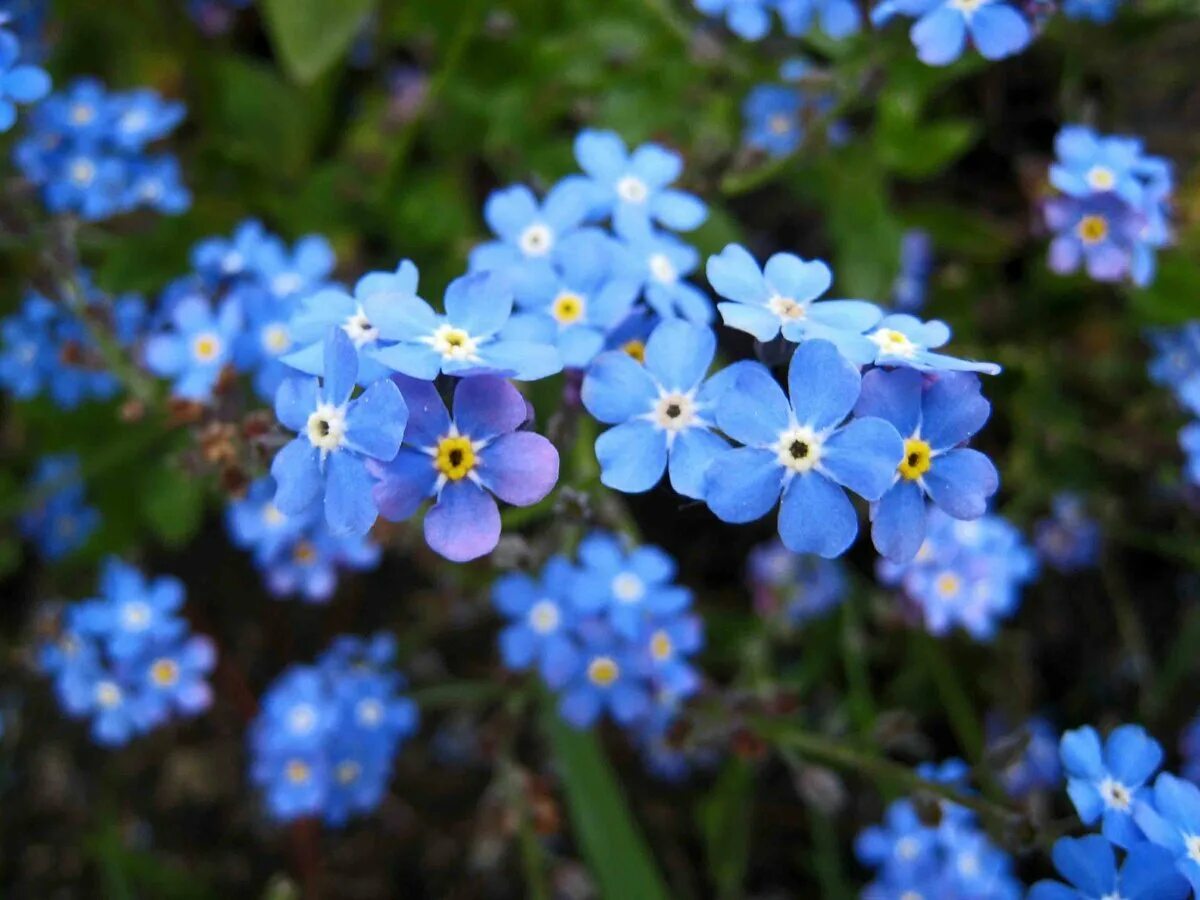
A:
[1034, 493, 1101, 572]
[226, 477, 380, 603]
[857, 759, 1023, 897]
[36, 559, 215, 745]
[1044, 125, 1173, 287]
[17, 453, 97, 560]
[15, 78, 188, 220]
[694, 0, 861, 40]
[747, 540, 846, 624]
[248, 634, 418, 824]
[878, 508, 1036, 639]
[742, 60, 848, 158]
[493, 531, 703, 737]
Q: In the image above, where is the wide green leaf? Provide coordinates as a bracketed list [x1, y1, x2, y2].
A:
[261, 0, 376, 84]
[543, 709, 671, 900]
[699, 758, 754, 899]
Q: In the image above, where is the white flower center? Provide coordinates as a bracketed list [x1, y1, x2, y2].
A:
[121, 601, 152, 631]
[649, 253, 678, 284]
[428, 324, 481, 361]
[519, 222, 554, 257]
[958, 852, 979, 877]
[262, 323, 291, 355]
[140, 179, 162, 200]
[336, 760, 361, 784]
[1186, 834, 1200, 864]
[70, 103, 95, 125]
[272, 272, 304, 297]
[869, 328, 918, 358]
[1087, 165, 1116, 191]
[767, 294, 807, 322]
[288, 703, 317, 735]
[357, 698, 384, 727]
[95, 680, 122, 708]
[341, 306, 379, 348]
[1099, 776, 1133, 812]
[651, 390, 699, 432]
[192, 331, 223, 363]
[775, 426, 823, 473]
[895, 836, 921, 861]
[120, 109, 149, 133]
[616, 175, 650, 204]
[262, 503, 287, 526]
[221, 251, 244, 274]
[528, 599, 561, 634]
[306, 402, 347, 454]
[768, 113, 793, 136]
[612, 572, 646, 604]
[70, 158, 96, 186]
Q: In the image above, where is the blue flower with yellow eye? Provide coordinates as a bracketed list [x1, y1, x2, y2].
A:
[1029, 835, 1188, 900]
[271, 328, 408, 537]
[144, 294, 244, 401]
[581, 319, 735, 500]
[706, 244, 882, 350]
[748, 541, 846, 623]
[1034, 493, 1101, 573]
[1061, 724, 1162, 848]
[705, 339, 904, 558]
[192, 219, 275, 284]
[856, 368, 998, 563]
[556, 621, 651, 728]
[1045, 192, 1143, 284]
[571, 129, 707, 237]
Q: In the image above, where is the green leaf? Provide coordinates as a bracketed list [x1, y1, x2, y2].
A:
[699, 758, 754, 899]
[1129, 254, 1200, 325]
[261, 0, 376, 84]
[141, 466, 207, 548]
[876, 117, 979, 179]
[543, 709, 671, 900]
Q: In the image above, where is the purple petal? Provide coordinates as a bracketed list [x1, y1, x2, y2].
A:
[453, 376, 528, 441]
[424, 481, 501, 562]
[369, 449, 436, 521]
[479, 432, 560, 506]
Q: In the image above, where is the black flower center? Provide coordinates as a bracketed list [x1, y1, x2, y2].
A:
[789, 440, 810, 460]
[907, 452, 921, 468]
[316, 419, 331, 437]
[665, 403, 682, 419]
[448, 448, 464, 467]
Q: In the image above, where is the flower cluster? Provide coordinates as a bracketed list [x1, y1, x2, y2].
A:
[37, 559, 215, 745]
[248, 634, 418, 825]
[1034, 493, 1101, 572]
[0, 286, 145, 408]
[856, 759, 1023, 898]
[742, 60, 848, 158]
[878, 508, 1036, 639]
[493, 531, 703, 738]
[871, 0, 1036, 66]
[1035, 723, 1197, 897]
[226, 477, 381, 603]
[694, 0, 861, 41]
[144, 219, 336, 402]
[0, 14, 48, 132]
[15, 78, 189, 220]
[18, 453, 98, 560]
[747, 540, 846, 625]
[1044, 125, 1173, 287]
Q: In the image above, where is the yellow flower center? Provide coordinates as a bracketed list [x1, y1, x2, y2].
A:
[898, 438, 933, 481]
[650, 630, 673, 661]
[150, 658, 180, 687]
[622, 340, 646, 363]
[935, 572, 961, 598]
[870, 328, 917, 358]
[285, 760, 311, 784]
[434, 435, 476, 481]
[1078, 214, 1109, 245]
[587, 656, 620, 687]
[192, 332, 222, 362]
[551, 292, 586, 325]
[293, 540, 317, 564]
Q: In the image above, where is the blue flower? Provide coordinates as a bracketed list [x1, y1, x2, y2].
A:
[857, 314, 1001, 374]
[616, 222, 713, 325]
[124, 155, 191, 214]
[143, 294, 244, 401]
[1050, 125, 1147, 206]
[706, 244, 882, 350]
[0, 26, 49, 131]
[1034, 494, 1101, 573]
[370, 375, 559, 562]
[227, 476, 311, 563]
[855, 799, 940, 883]
[892, 229, 933, 312]
[871, 0, 1033, 66]
[469, 181, 593, 300]
[192, 219, 275, 284]
[581, 319, 734, 499]
[986, 713, 1062, 797]
[17, 454, 99, 560]
[108, 88, 185, 151]
[136, 635, 217, 728]
[364, 271, 563, 382]
[261, 525, 381, 603]
[693, 0, 776, 39]
[571, 129, 707, 237]
[777, 0, 862, 38]
[571, 531, 693, 639]
[706, 339, 904, 557]
[1133, 772, 1200, 893]
[253, 233, 336, 300]
[1028, 835, 1189, 900]
[1061, 724, 1163, 848]
[271, 328, 408, 536]
[1045, 192, 1145, 284]
[232, 285, 301, 400]
[1062, 0, 1121, 20]
[493, 556, 580, 686]
[742, 84, 805, 157]
[856, 368, 998, 562]
[557, 622, 651, 728]
[747, 541, 846, 623]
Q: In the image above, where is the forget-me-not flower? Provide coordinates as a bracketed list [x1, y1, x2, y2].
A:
[0, 27, 49, 132]
[1028, 834, 1188, 900]
[1061, 724, 1163, 848]
[144, 294, 244, 401]
[856, 314, 1001, 374]
[871, 0, 1033, 66]
[1133, 772, 1200, 894]
[617, 222, 713, 325]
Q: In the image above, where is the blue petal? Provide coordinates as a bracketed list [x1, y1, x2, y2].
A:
[595, 421, 668, 493]
[764, 253, 832, 303]
[468, 340, 563, 381]
[581, 351, 658, 423]
[969, 3, 1032, 60]
[321, 329, 359, 407]
[424, 480, 501, 562]
[575, 129, 627, 179]
[1061, 726, 1106, 779]
[1051, 835, 1116, 896]
[324, 452, 377, 535]
[344, 378, 407, 460]
[820, 417, 904, 500]
[806, 299, 884, 333]
[714, 363, 791, 446]
[479, 432, 559, 506]
[1105, 725, 1162, 786]
[787, 339, 862, 430]
[920, 372, 990, 450]
[652, 190, 707, 231]
[444, 272, 513, 336]
[707, 244, 769, 306]
[1121, 842, 1191, 900]
[369, 448, 436, 521]
[484, 185, 537, 240]
[363, 293, 438, 342]
[778, 472, 858, 557]
[704, 447, 783, 523]
[871, 480, 927, 563]
[270, 438, 323, 514]
[391, 375, 451, 446]
[912, 6, 967, 66]
[371, 342, 444, 380]
[668, 427, 728, 500]
[644, 319, 715, 390]
[275, 376, 319, 433]
[924, 448, 998, 519]
[854, 368, 922, 436]
[718, 302, 782, 342]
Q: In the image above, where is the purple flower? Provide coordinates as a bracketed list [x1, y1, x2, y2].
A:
[370, 376, 560, 562]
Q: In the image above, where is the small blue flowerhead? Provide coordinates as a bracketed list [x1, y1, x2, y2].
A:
[1132, 772, 1200, 894]
[616, 223, 713, 325]
[858, 314, 1001, 374]
[1028, 834, 1188, 900]
[1061, 724, 1163, 848]
[493, 556, 580, 687]
[143, 294, 244, 401]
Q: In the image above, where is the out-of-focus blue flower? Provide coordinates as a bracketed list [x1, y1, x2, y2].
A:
[856, 314, 1001, 374]
[143, 294, 243, 401]
[892, 230, 933, 312]
[0, 26, 49, 132]
[37, 558, 215, 746]
[370, 375, 558, 562]
[249, 634, 417, 825]
[493, 556, 580, 687]
[706, 340, 904, 558]
[742, 70, 849, 158]
[778, 0, 862, 38]
[878, 508, 1036, 639]
[0, 1, 48, 60]
[1050, 126, 1147, 206]
[871, 0, 1033, 66]
[856, 369, 998, 563]
[707, 244, 882, 350]
[17, 454, 98, 560]
[571, 531, 692, 640]
[272, 329, 408, 537]
[15, 78, 189, 220]
[615, 222, 713, 325]
[1060, 723, 1162, 848]
[747, 541, 846, 623]
[1028, 834, 1188, 900]
[1133, 772, 1200, 894]
[1181, 423, 1200, 486]
[986, 713, 1062, 797]
[1062, 0, 1121, 20]
[571, 129, 707, 237]
[581, 319, 734, 499]
[693, 0, 777, 39]
[1034, 493, 1101, 572]
[1045, 192, 1145, 284]
[1147, 324, 1200, 403]
[192, 219, 276, 285]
